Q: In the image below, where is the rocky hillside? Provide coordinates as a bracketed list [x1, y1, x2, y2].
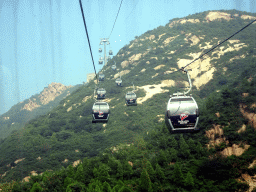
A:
[0, 9, 256, 191]
[0, 82, 81, 139]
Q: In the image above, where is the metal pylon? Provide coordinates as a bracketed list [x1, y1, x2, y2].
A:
[99, 38, 110, 66]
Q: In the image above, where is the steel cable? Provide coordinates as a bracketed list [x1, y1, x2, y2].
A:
[79, 0, 98, 84]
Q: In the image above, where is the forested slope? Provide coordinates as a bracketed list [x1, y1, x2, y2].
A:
[0, 9, 256, 191]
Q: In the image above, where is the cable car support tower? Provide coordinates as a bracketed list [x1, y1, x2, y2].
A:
[99, 38, 110, 66]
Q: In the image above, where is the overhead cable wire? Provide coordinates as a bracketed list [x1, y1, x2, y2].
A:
[124, 0, 139, 21]
[79, 0, 98, 84]
[108, 0, 124, 39]
[182, 19, 256, 70]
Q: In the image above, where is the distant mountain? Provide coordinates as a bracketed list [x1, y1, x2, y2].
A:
[0, 82, 82, 139]
[0, 10, 256, 191]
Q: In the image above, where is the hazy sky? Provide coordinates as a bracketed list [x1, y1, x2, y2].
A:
[0, 0, 255, 115]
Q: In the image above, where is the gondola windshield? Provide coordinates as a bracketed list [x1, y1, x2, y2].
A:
[93, 103, 109, 112]
[170, 98, 193, 103]
[168, 97, 197, 116]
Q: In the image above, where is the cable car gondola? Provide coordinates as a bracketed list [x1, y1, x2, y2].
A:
[99, 74, 105, 81]
[109, 50, 113, 55]
[92, 102, 110, 123]
[112, 65, 116, 70]
[125, 91, 137, 106]
[165, 69, 199, 133]
[99, 55, 103, 64]
[97, 88, 106, 99]
[115, 78, 122, 86]
[99, 48, 102, 53]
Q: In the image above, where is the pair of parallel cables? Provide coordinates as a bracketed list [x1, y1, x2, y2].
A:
[79, 0, 124, 84]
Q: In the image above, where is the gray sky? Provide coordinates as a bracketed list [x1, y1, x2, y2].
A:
[0, 0, 255, 115]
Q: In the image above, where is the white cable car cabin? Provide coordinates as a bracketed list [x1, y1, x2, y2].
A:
[115, 78, 122, 86]
[99, 59, 103, 64]
[97, 88, 106, 99]
[165, 69, 199, 133]
[92, 102, 110, 123]
[109, 50, 113, 55]
[125, 91, 137, 106]
[99, 48, 102, 53]
[112, 65, 116, 70]
[99, 74, 105, 81]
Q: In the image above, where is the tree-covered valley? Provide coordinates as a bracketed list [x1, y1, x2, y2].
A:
[1, 9, 256, 191]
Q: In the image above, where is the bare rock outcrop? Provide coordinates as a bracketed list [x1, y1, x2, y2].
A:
[163, 35, 179, 45]
[39, 82, 72, 105]
[158, 33, 166, 40]
[21, 99, 41, 111]
[114, 70, 130, 79]
[121, 60, 129, 68]
[128, 161, 133, 167]
[249, 159, 256, 169]
[205, 124, 228, 149]
[62, 159, 68, 163]
[152, 73, 159, 78]
[82, 95, 92, 103]
[205, 12, 232, 22]
[14, 158, 25, 164]
[221, 143, 250, 157]
[240, 103, 256, 129]
[205, 124, 250, 157]
[67, 106, 72, 112]
[157, 115, 165, 122]
[129, 53, 142, 62]
[169, 19, 199, 27]
[241, 15, 256, 20]
[237, 173, 256, 192]
[140, 68, 146, 73]
[154, 65, 165, 70]
[237, 124, 247, 133]
[73, 160, 81, 167]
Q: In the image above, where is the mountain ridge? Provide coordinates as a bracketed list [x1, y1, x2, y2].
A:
[0, 9, 256, 191]
[0, 82, 81, 139]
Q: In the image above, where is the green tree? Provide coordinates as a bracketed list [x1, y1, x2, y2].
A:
[75, 164, 84, 182]
[66, 165, 75, 178]
[87, 180, 102, 192]
[155, 163, 165, 182]
[139, 168, 153, 192]
[117, 161, 124, 180]
[179, 135, 190, 159]
[30, 182, 42, 192]
[66, 182, 86, 192]
[94, 164, 111, 183]
[98, 164, 111, 183]
[123, 161, 133, 180]
[118, 185, 133, 192]
[64, 177, 74, 189]
[187, 138, 196, 154]
[172, 162, 184, 186]
[112, 180, 124, 192]
[146, 160, 155, 182]
[95, 185, 102, 192]
[169, 148, 178, 162]
[184, 171, 194, 188]
[102, 181, 112, 192]
[93, 167, 99, 178]
[82, 157, 94, 184]
[157, 150, 168, 166]
[195, 141, 207, 157]
[169, 136, 178, 149]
